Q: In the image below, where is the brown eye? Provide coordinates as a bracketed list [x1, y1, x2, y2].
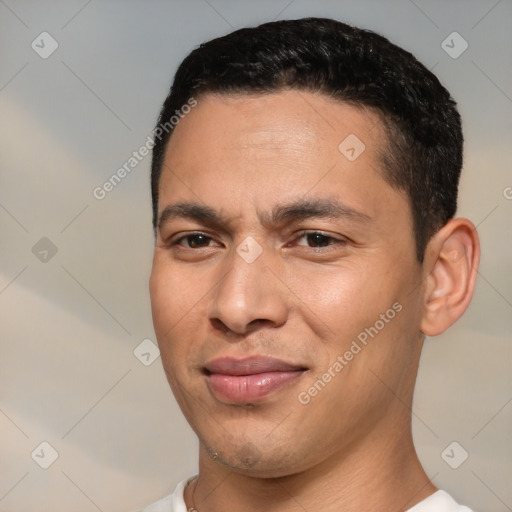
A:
[175, 233, 213, 248]
[306, 233, 332, 247]
[295, 231, 342, 248]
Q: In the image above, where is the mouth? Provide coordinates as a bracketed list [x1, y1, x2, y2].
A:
[203, 356, 308, 404]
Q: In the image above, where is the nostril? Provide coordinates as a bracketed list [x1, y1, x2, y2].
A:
[210, 317, 230, 334]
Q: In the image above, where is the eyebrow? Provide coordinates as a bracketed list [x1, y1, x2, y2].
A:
[158, 202, 221, 231]
[264, 198, 371, 226]
[158, 198, 371, 232]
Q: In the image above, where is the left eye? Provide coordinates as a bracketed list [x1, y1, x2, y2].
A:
[294, 232, 342, 248]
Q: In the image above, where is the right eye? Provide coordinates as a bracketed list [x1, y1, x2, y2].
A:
[171, 232, 216, 249]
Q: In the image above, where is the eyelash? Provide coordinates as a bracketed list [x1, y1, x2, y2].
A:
[292, 231, 347, 249]
[169, 231, 347, 250]
[171, 232, 218, 249]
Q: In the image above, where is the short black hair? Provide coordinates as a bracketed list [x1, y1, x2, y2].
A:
[151, 17, 463, 261]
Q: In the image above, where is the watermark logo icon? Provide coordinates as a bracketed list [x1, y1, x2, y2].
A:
[441, 441, 469, 469]
[441, 32, 468, 59]
[31, 32, 59, 59]
[31, 441, 59, 469]
[32, 237, 58, 263]
[236, 236, 263, 264]
[338, 134, 366, 161]
[134, 338, 160, 366]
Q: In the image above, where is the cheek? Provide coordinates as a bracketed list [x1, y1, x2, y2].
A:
[287, 258, 411, 374]
[288, 261, 386, 333]
[149, 257, 211, 375]
[150, 256, 195, 329]
[149, 264, 172, 335]
[150, 269, 190, 402]
[149, 261, 193, 366]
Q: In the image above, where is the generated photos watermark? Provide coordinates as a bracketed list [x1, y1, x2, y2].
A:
[298, 301, 403, 404]
[92, 97, 197, 200]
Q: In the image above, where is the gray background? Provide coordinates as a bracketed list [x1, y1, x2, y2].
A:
[0, 1, 511, 511]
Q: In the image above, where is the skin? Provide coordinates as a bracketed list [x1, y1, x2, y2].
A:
[149, 90, 480, 512]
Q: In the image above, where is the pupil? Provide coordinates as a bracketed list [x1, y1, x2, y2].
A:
[308, 233, 329, 247]
[190, 234, 208, 248]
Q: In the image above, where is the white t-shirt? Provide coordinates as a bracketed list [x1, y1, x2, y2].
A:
[138, 477, 475, 512]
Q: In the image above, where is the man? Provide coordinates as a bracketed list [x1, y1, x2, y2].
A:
[144, 17, 480, 512]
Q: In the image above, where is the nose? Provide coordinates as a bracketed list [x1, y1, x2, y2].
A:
[208, 244, 288, 336]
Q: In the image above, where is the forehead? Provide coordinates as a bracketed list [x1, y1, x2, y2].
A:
[165, 90, 385, 162]
[158, 90, 408, 231]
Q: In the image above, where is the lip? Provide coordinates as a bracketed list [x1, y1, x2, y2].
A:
[204, 356, 307, 403]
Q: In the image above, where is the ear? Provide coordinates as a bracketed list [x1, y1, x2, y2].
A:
[420, 218, 480, 337]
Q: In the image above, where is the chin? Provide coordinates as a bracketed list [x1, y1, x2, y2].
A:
[201, 437, 312, 478]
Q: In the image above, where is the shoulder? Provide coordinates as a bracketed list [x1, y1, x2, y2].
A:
[407, 490, 476, 512]
[133, 477, 196, 512]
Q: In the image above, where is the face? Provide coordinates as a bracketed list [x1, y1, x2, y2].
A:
[150, 90, 425, 477]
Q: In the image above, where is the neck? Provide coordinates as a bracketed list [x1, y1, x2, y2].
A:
[185, 413, 435, 512]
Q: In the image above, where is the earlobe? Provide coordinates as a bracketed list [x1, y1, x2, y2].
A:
[420, 218, 480, 337]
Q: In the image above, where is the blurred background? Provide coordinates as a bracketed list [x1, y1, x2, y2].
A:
[0, 1, 511, 511]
